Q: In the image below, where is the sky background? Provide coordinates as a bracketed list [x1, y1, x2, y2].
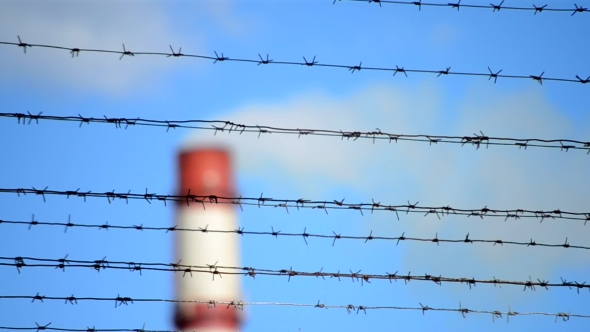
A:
[0, 0, 589, 331]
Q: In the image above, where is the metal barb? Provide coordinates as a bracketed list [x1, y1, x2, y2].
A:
[491, 0, 505, 12]
[28, 213, 38, 230]
[303, 55, 317, 66]
[213, 51, 228, 64]
[449, 0, 461, 11]
[533, 4, 547, 14]
[348, 61, 362, 73]
[35, 322, 51, 332]
[257, 53, 273, 65]
[17, 35, 32, 53]
[572, 4, 588, 16]
[365, 230, 374, 243]
[393, 65, 407, 77]
[530, 71, 545, 85]
[487, 67, 502, 83]
[120, 43, 134, 60]
[419, 302, 430, 315]
[332, 231, 341, 247]
[413, 0, 422, 11]
[32, 292, 44, 303]
[302, 227, 309, 245]
[437, 66, 451, 77]
[168, 45, 183, 57]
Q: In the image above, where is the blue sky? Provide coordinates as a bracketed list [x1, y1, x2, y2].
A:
[0, 0, 589, 331]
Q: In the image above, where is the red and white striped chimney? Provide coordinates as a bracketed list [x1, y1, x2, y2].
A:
[174, 146, 243, 331]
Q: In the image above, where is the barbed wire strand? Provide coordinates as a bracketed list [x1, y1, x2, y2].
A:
[2, 256, 589, 293]
[0, 295, 587, 322]
[2, 112, 589, 153]
[1, 187, 588, 223]
[1, 38, 588, 85]
[2, 215, 588, 250]
[334, 0, 589, 16]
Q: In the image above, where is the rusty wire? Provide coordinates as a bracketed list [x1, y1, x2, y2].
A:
[2, 215, 588, 250]
[1, 37, 588, 85]
[2, 256, 589, 292]
[1, 187, 588, 223]
[2, 112, 589, 153]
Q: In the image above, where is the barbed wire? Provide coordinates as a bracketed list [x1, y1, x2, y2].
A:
[2, 215, 588, 250]
[2, 256, 589, 293]
[2, 112, 589, 153]
[335, 0, 589, 16]
[0, 295, 587, 322]
[2, 187, 588, 223]
[1, 37, 588, 85]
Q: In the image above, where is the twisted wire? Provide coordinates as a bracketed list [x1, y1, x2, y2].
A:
[1, 38, 588, 85]
[2, 256, 589, 292]
[2, 112, 589, 153]
[2, 215, 587, 250]
[1, 187, 588, 223]
[0, 295, 587, 322]
[335, 0, 589, 16]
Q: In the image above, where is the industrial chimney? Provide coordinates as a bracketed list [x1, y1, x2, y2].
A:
[174, 146, 243, 331]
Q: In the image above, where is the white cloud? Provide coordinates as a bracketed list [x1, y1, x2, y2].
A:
[0, 1, 205, 95]
[202, 1, 257, 38]
[183, 82, 590, 285]
[183, 83, 448, 194]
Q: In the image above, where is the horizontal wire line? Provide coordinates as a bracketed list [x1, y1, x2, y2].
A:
[337, 0, 589, 15]
[2, 216, 587, 250]
[0, 295, 587, 322]
[1, 38, 588, 85]
[2, 256, 589, 292]
[2, 112, 589, 153]
[1, 187, 588, 223]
